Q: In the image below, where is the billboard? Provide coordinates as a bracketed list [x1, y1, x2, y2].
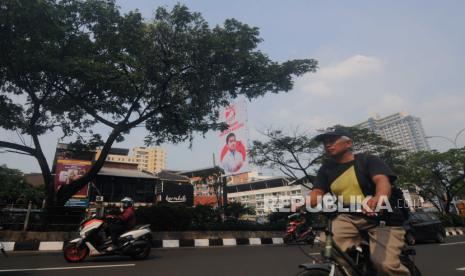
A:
[54, 159, 92, 207]
[218, 98, 249, 176]
[160, 182, 194, 206]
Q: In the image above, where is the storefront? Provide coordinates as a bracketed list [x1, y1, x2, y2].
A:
[155, 171, 193, 206]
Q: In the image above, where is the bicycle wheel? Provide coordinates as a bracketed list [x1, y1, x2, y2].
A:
[296, 268, 330, 276]
[401, 257, 422, 276]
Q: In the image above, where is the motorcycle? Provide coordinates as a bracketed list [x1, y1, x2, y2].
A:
[284, 213, 316, 245]
[63, 215, 152, 263]
[0, 242, 8, 257]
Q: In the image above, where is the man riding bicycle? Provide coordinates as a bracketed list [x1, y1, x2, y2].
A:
[309, 127, 410, 276]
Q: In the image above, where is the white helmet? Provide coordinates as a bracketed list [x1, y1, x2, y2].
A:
[121, 197, 134, 208]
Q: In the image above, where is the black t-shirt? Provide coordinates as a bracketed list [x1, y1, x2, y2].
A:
[313, 154, 396, 197]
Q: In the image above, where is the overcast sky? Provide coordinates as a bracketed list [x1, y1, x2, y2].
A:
[2, 0, 465, 174]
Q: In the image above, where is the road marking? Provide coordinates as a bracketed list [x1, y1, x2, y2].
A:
[440, 241, 465, 246]
[0, 264, 135, 273]
[457, 267, 465, 271]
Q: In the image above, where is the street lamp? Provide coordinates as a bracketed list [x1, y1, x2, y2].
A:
[425, 127, 465, 149]
[425, 135, 457, 148]
[425, 128, 465, 215]
[454, 128, 465, 148]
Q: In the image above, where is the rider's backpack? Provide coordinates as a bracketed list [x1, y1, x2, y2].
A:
[355, 153, 410, 226]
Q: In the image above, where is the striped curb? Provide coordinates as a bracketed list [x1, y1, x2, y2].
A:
[7, 228, 463, 251]
[0, 237, 286, 252]
[446, 227, 465, 236]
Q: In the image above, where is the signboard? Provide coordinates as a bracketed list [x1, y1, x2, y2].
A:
[54, 159, 92, 207]
[160, 182, 194, 206]
[218, 98, 249, 176]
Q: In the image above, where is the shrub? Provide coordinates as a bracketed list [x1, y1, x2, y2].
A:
[136, 203, 193, 231]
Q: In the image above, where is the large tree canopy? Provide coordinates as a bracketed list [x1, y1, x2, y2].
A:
[0, 0, 317, 205]
[402, 148, 465, 214]
[249, 125, 405, 185]
[0, 165, 44, 206]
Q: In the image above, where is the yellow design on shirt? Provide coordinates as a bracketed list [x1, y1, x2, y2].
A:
[330, 165, 365, 205]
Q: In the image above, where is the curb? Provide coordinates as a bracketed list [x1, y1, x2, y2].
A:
[445, 227, 465, 236]
[4, 228, 463, 252]
[0, 237, 285, 252]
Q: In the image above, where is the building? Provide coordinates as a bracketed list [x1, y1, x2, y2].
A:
[90, 167, 158, 206]
[355, 112, 430, 152]
[227, 171, 273, 185]
[24, 173, 45, 188]
[154, 170, 193, 205]
[227, 177, 309, 218]
[180, 167, 225, 207]
[95, 146, 166, 174]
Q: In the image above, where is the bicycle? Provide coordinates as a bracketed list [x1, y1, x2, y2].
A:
[297, 214, 421, 276]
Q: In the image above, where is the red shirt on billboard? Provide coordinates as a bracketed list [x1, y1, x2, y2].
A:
[220, 132, 246, 174]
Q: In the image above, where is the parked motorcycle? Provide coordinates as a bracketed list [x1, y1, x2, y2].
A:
[0, 241, 8, 257]
[283, 213, 316, 245]
[63, 215, 152, 262]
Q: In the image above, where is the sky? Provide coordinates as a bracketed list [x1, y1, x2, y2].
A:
[2, 0, 465, 174]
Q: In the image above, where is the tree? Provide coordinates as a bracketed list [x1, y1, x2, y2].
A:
[224, 201, 255, 220]
[403, 149, 465, 214]
[0, 165, 44, 206]
[249, 125, 405, 185]
[249, 128, 321, 183]
[0, 0, 317, 205]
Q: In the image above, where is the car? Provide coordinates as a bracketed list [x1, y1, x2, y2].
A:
[404, 212, 446, 245]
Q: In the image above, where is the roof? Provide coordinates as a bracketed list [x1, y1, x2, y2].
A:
[107, 147, 130, 156]
[227, 176, 289, 187]
[226, 177, 291, 193]
[97, 167, 157, 179]
[156, 170, 190, 182]
[179, 166, 224, 177]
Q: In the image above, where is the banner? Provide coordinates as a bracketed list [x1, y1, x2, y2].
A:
[218, 98, 249, 176]
[161, 182, 194, 205]
[54, 159, 91, 207]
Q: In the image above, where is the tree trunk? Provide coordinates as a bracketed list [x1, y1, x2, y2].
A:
[55, 129, 121, 205]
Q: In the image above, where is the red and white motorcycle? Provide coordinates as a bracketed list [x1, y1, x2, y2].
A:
[64, 215, 152, 262]
[0, 241, 7, 257]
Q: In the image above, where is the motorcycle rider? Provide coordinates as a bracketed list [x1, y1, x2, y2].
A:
[309, 127, 410, 276]
[108, 197, 136, 249]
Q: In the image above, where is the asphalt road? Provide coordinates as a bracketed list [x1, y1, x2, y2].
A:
[1, 236, 465, 276]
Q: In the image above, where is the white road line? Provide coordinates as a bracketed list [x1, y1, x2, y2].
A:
[0, 264, 135, 273]
[456, 267, 465, 271]
[440, 241, 465, 246]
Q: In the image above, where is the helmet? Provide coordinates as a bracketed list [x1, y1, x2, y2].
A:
[121, 197, 134, 209]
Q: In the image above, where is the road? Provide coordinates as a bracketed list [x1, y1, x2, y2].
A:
[1, 236, 464, 276]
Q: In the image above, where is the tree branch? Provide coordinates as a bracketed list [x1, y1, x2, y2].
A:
[0, 141, 37, 156]
[51, 81, 118, 128]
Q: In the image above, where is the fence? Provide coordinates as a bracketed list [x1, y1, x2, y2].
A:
[0, 202, 86, 231]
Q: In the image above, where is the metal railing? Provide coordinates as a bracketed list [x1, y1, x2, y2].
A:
[0, 202, 86, 232]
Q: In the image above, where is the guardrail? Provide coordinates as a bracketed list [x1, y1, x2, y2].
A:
[0, 203, 85, 231]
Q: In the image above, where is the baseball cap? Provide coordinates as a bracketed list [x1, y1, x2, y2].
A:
[314, 127, 353, 142]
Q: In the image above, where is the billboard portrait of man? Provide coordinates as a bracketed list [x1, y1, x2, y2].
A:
[220, 132, 246, 174]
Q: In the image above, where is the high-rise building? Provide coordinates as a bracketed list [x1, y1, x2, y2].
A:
[95, 146, 166, 174]
[355, 112, 430, 152]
